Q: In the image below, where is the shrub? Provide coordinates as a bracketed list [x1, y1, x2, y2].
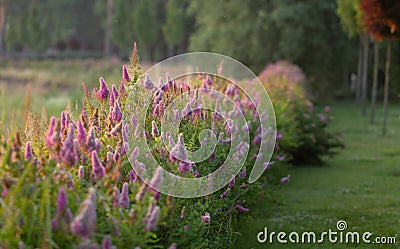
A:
[259, 60, 344, 165]
[0, 51, 279, 248]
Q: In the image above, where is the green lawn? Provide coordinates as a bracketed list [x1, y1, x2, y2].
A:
[235, 103, 400, 249]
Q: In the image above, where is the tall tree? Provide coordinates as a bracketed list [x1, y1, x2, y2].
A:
[162, 0, 185, 56]
[370, 39, 379, 124]
[337, 0, 365, 102]
[104, 0, 113, 57]
[361, 0, 400, 135]
[133, 0, 164, 61]
[190, 0, 355, 99]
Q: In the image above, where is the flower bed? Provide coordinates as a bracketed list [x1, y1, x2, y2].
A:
[0, 55, 342, 248]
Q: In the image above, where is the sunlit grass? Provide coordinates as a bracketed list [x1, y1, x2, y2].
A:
[235, 102, 400, 249]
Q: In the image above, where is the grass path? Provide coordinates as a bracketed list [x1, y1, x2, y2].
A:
[234, 103, 400, 249]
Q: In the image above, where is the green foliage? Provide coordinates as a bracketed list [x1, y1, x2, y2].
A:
[336, 0, 364, 37]
[259, 61, 344, 164]
[189, 0, 356, 99]
[163, 0, 186, 50]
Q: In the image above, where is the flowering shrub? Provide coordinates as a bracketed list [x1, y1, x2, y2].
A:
[0, 50, 281, 248]
[259, 60, 344, 164]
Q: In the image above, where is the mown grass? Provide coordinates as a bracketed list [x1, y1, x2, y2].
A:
[235, 102, 400, 249]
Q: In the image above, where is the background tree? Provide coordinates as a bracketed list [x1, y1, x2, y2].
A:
[190, 0, 356, 100]
[361, 0, 400, 135]
[132, 0, 164, 61]
[162, 0, 187, 56]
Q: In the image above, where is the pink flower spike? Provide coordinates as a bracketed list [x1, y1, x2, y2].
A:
[78, 165, 85, 178]
[220, 187, 231, 199]
[91, 151, 105, 179]
[45, 116, 58, 150]
[112, 84, 119, 100]
[102, 235, 114, 249]
[151, 121, 159, 137]
[143, 74, 154, 90]
[324, 106, 331, 113]
[24, 141, 34, 161]
[122, 65, 131, 83]
[264, 161, 274, 171]
[111, 101, 122, 123]
[201, 212, 211, 224]
[280, 174, 291, 184]
[77, 120, 87, 147]
[56, 187, 67, 213]
[70, 188, 97, 237]
[59, 124, 76, 167]
[235, 204, 249, 213]
[145, 206, 160, 231]
[149, 167, 162, 192]
[95, 77, 110, 100]
[119, 182, 130, 208]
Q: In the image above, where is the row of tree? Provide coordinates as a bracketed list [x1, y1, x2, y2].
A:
[0, 0, 399, 104]
[337, 0, 400, 135]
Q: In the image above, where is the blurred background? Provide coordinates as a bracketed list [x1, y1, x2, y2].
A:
[0, 0, 399, 125]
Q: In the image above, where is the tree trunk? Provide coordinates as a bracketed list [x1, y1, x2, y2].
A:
[0, 0, 6, 56]
[104, 0, 113, 58]
[361, 34, 369, 116]
[382, 40, 391, 136]
[355, 35, 363, 102]
[370, 40, 379, 124]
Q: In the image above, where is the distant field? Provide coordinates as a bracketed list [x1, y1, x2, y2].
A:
[0, 59, 153, 127]
[235, 103, 400, 249]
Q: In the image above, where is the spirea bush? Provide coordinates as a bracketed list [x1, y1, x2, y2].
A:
[0, 50, 285, 249]
[259, 60, 344, 165]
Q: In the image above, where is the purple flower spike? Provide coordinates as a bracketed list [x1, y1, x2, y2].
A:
[168, 243, 177, 249]
[51, 216, 59, 231]
[235, 204, 249, 213]
[228, 176, 235, 188]
[237, 167, 246, 178]
[201, 212, 210, 224]
[45, 116, 56, 149]
[264, 161, 274, 171]
[149, 167, 162, 192]
[78, 165, 85, 178]
[151, 121, 159, 137]
[109, 91, 115, 107]
[143, 74, 154, 90]
[122, 65, 131, 83]
[112, 84, 119, 100]
[94, 77, 110, 100]
[111, 101, 122, 123]
[57, 187, 68, 213]
[70, 188, 97, 237]
[221, 187, 231, 199]
[318, 114, 327, 123]
[91, 151, 106, 180]
[77, 120, 87, 147]
[59, 124, 76, 167]
[205, 75, 213, 85]
[102, 235, 114, 249]
[276, 155, 286, 161]
[119, 182, 130, 208]
[251, 133, 262, 145]
[145, 206, 160, 231]
[129, 170, 136, 183]
[324, 106, 331, 113]
[178, 161, 193, 173]
[280, 174, 291, 184]
[24, 141, 34, 161]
